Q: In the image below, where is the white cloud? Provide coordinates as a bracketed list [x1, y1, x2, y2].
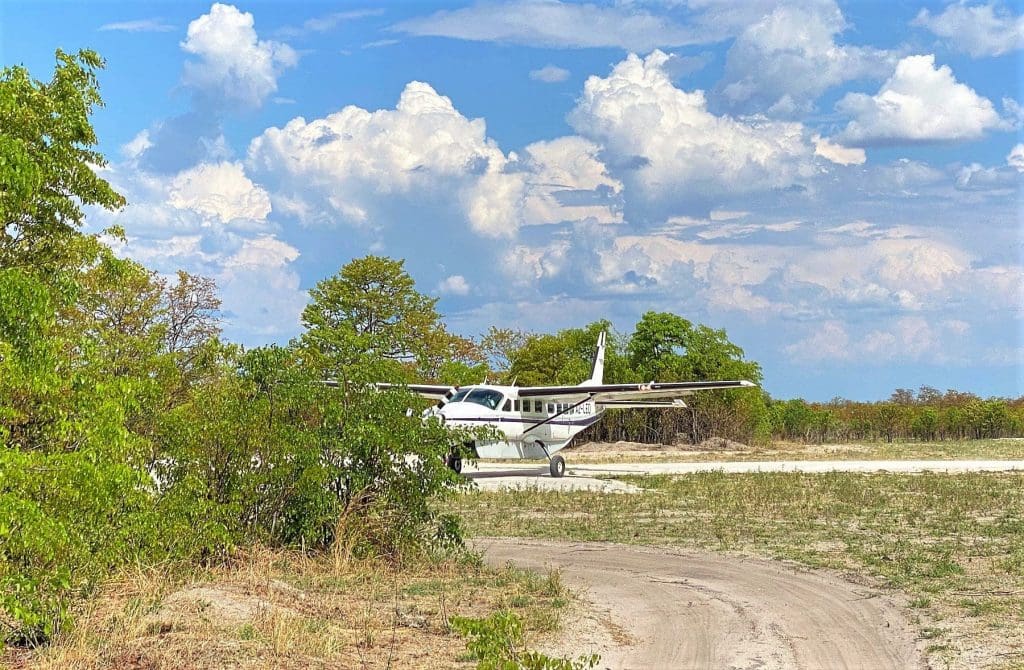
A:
[393, 0, 707, 51]
[914, 2, 1024, 57]
[529, 65, 570, 82]
[276, 9, 384, 38]
[718, 1, 894, 116]
[363, 39, 399, 49]
[99, 18, 174, 32]
[168, 161, 272, 224]
[90, 160, 305, 343]
[224, 235, 299, 269]
[438, 275, 471, 295]
[248, 81, 622, 237]
[1008, 143, 1024, 171]
[836, 55, 1003, 145]
[812, 134, 866, 166]
[785, 321, 852, 361]
[520, 136, 623, 225]
[181, 3, 298, 108]
[788, 317, 972, 364]
[121, 130, 153, 160]
[248, 81, 523, 237]
[568, 51, 816, 209]
[218, 237, 305, 338]
[709, 210, 749, 221]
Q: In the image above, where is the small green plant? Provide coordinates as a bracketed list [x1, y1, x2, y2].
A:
[451, 610, 599, 670]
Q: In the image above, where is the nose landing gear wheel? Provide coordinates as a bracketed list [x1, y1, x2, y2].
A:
[446, 454, 462, 474]
[549, 454, 566, 478]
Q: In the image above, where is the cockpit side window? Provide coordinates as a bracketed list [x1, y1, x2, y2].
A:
[449, 389, 471, 404]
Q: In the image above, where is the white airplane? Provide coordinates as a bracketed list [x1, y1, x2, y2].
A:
[378, 332, 756, 477]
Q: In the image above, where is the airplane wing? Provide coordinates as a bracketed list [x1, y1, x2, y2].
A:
[517, 380, 756, 402]
[374, 382, 453, 401]
[596, 398, 689, 409]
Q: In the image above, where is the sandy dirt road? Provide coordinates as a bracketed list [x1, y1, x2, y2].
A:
[467, 459, 1024, 492]
[476, 538, 924, 670]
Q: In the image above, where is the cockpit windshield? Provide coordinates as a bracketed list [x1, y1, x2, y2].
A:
[448, 387, 505, 410]
[466, 389, 505, 409]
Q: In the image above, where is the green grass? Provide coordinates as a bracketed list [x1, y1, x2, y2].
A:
[454, 471, 1024, 669]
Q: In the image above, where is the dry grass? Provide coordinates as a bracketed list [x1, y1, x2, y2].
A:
[453, 471, 1024, 670]
[4, 547, 570, 670]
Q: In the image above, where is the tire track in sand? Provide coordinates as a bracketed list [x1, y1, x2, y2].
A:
[475, 538, 924, 670]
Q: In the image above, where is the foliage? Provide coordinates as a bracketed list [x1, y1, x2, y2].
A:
[766, 388, 1024, 443]
[0, 269, 160, 643]
[451, 610, 600, 670]
[0, 49, 125, 273]
[153, 342, 475, 562]
[302, 256, 439, 369]
[507, 314, 767, 444]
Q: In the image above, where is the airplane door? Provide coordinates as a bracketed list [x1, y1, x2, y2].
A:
[550, 402, 570, 442]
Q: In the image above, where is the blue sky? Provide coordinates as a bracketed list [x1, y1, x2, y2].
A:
[4, 0, 1022, 400]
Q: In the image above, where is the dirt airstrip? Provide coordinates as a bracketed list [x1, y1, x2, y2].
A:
[477, 538, 925, 670]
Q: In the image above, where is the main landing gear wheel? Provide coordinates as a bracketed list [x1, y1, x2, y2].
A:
[446, 454, 463, 474]
[549, 454, 566, 478]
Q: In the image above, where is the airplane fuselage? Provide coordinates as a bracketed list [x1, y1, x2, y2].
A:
[430, 384, 603, 459]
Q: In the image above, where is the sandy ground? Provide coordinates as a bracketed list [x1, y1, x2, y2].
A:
[465, 459, 1024, 492]
[475, 538, 924, 670]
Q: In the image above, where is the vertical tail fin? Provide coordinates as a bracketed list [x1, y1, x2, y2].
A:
[581, 331, 606, 387]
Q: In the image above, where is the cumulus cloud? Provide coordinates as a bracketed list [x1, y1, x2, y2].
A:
[247, 81, 522, 236]
[1009, 143, 1024, 171]
[836, 55, 1003, 145]
[784, 321, 852, 361]
[914, 2, 1024, 57]
[438, 275, 471, 295]
[88, 158, 306, 344]
[789, 317, 971, 364]
[393, 0, 707, 51]
[132, 4, 298, 174]
[248, 81, 622, 237]
[568, 51, 817, 215]
[520, 136, 623, 225]
[717, 1, 894, 116]
[529, 65, 570, 82]
[812, 134, 866, 166]
[168, 161, 272, 224]
[181, 3, 298, 108]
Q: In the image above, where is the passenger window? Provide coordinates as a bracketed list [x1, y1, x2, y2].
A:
[503, 399, 511, 412]
[547, 403, 555, 414]
[534, 400, 542, 413]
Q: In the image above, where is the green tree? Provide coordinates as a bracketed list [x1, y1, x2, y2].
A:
[627, 311, 693, 380]
[0, 50, 125, 273]
[0, 269, 159, 642]
[302, 256, 439, 373]
[509, 321, 629, 386]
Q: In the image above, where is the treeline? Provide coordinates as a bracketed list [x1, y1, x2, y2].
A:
[765, 390, 1024, 443]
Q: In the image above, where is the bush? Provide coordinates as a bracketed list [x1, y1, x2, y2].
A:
[451, 610, 600, 670]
